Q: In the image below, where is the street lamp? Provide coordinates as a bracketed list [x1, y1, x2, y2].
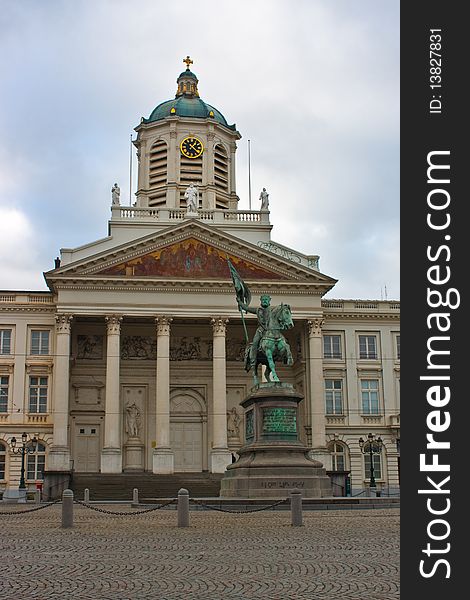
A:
[359, 432, 382, 492]
[11, 432, 38, 502]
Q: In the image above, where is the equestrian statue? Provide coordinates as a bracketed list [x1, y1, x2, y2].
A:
[227, 259, 294, 385]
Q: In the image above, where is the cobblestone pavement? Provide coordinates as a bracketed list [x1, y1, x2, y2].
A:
[1, 504, 399, 600]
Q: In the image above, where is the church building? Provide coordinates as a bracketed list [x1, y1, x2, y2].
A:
[0, 58, 400, 499]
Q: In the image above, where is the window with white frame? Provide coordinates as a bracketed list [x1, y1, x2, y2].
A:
[323, 335, 342, 359]
[0, 442, 6, 479]
[328, 441, 346, 471]
[325, 379, 343, 414]
[27, 442, 46, 480]
[28, 376, 48, 413]
[396, 334, 400, 360]
[361, 379, 380, 414]
[0, 376, 9, 412]
[359, 335, 377, 359]
[0, 329, 12, 354]
[364, 447, 382, 480]
[30, 330, 50, 355]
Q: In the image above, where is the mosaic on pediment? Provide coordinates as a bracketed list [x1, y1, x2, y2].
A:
[97, 238, 288, 280]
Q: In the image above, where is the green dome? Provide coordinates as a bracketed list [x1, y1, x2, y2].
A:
[144, 96, 236, 130]
[143, 63, 236, 130]
[178, 69, 197, 80]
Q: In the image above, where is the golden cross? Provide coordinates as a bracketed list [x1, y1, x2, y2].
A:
[183, 55, 193, 70]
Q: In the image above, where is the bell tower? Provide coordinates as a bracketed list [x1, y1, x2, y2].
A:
[134, 57, 241, 212]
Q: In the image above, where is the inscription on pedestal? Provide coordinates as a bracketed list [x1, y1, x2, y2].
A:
[261, 481, 305, 489]
[262, 407, 297, 434]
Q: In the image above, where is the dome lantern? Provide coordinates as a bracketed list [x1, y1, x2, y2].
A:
[176, 55, 200, 98]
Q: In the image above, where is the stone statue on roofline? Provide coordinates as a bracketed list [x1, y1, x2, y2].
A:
[259, 187, 269, 210]
[111, 183, 121, 205]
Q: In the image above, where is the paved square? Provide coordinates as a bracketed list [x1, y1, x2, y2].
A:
[1, 504, 399, 599]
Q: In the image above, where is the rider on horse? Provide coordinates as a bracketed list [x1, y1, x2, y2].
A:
[227, 258, 293, 383]
[237, 294, 272, 369]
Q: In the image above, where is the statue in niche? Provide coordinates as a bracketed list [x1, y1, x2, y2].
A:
[111, 183, 121, 205]
[125, 402, 141, 438]
[227, 407, 241, 439]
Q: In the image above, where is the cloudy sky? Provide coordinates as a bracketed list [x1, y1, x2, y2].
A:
[0, 0, 399, 299]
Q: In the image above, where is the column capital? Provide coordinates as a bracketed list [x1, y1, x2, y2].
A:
[156, 316, 173, 335]
[307, 317, 324, 337]
[105, 315, 123, 334]
[55, 314, 73, 334]
[211, 317, 229, 335]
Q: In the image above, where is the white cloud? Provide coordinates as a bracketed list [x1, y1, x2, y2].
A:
[0, 0, 399, 298]
[0, 208, 47, 290]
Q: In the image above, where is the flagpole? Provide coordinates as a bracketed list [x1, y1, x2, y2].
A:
[248, 139, 252, 210]
[239, 305, 249, 345]
[226, 256, 250, 344]
[129, 133, 133, 206]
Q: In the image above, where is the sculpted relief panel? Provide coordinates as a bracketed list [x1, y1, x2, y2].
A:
[119, 335, 246, 361]
[77, 335, 104, 359]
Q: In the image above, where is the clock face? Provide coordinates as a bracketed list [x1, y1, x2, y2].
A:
[180, 136, 204, 159]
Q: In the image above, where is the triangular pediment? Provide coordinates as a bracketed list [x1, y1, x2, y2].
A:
[45, 220, 337, 290]
[95, 237, 288, 280]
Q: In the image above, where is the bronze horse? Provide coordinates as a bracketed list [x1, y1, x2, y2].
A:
[244, 303, 294, 385]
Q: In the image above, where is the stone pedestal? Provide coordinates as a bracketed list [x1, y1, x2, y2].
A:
[100, 448, 122, 473]
[209, 449, 233, 473]
[124, 438, 144, 472]
[2, 487, 27, 503]
[42, 471, 71, 501]
[220, 383, 332, 498]
[152, 448, 174, 474]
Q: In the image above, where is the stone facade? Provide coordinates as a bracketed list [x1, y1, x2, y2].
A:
[0, 62, 399, 497]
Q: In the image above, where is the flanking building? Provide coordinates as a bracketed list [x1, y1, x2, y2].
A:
[0, 60, 399, 498]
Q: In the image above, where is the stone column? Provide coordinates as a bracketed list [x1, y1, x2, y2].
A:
[210, 318, 232, 472]
[306, 318, 331, 470]
[101, 315, 123, 473]
[48, 314, 73, 471]
[153, 316, 174, 473]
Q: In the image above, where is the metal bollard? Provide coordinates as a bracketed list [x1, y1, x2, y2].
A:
[290, 488, 303, 527]
[61, 489, 74, 528]
[84, 488, 90, 503]
[35, 489, 41, 504]
[133, 488, 139, 504]
[177, 488, 190, 527]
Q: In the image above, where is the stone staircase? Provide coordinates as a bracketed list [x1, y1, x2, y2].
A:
[70, 472, 224, 501]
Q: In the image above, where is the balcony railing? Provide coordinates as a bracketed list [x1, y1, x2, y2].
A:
[111, 206, 270, 225]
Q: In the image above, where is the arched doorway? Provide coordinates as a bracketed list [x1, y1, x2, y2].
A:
[170, 390, 206, 472]
[327, 440, 351, 497]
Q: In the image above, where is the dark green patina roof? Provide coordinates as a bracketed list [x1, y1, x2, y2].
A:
[178, 69, 197, 80]
[143, 63, 236, 130]
[144, 96, 235, 129]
